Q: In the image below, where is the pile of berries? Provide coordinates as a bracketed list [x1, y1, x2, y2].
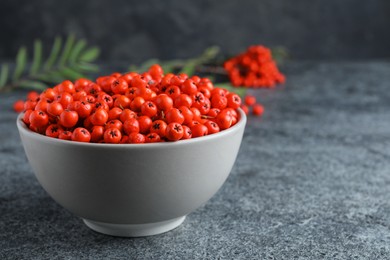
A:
[223, 45, 285, 88]
[16, 64, 243, 143]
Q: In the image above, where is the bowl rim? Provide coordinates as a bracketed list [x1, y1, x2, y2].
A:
[17, 108, 246, 148]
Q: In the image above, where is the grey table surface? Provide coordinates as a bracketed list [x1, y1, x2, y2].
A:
[1, 61, 390, 259]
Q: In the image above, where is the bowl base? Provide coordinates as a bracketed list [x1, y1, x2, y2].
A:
[83, 216, 186, 237]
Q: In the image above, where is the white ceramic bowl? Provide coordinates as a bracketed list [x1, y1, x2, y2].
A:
[17, 109, 246, 237]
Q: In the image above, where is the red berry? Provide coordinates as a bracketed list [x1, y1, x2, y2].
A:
[104, 128, 122, 143]
[128, 132, 145, 144]
[13, 100, 25, 113]
[59, 110, 79, 128]
[123, 118, 140, 135]
[191, 124, 208, 138]
[71, 127, 91, 142]
[244, 95, 256, 106]
[166, 123, 184, 141]
[30, 110, 49, 128]
[253, 103, 264, 116]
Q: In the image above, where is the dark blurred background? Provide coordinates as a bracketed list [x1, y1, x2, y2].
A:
[0, 0, 389, 62]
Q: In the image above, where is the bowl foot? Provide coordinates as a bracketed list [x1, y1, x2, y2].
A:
[83, 216, 186, 237]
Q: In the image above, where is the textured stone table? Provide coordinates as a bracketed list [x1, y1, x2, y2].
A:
[1, 61, 390, 259]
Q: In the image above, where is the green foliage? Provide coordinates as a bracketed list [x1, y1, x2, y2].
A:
[0, 35, 100, 92]
[128, 46, 221, 75]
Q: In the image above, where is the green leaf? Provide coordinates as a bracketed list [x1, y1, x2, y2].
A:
[69, 39, 87, 63]
[30, 39, 43, 75]
[18, 80, 49, 90]
[58, 34, 76, 67]
[59, 67, 87, 80]
[79, 47, 100, 62]
[73, 62, 99, 73]
[13, 46, 27, 81]
[199, 46, 220, 62]
[0, 64, 9, 89]
[33, 73, 63, 83]
[179, 59, 197, 76]
[44, 36, 62, 70]
[271, 46, 289, 65]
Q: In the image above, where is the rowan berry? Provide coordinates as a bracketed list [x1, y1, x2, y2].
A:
[174, 94, 192, 108]
[244, 95, 256, 106]
[90, 125, 105, 143]
[59, 130, 72, 140]
[30, 110, 49, 128]
[145, 132, 161, 143]
[58, 80, 75, 94]
[155, 94, 173, 111]
[166, 123, 184, 141]
[181, 125, 192, 139]
[13, 100, 25, 113]
[138, 115, 153, 134]
[27, 91, 40, 101]
[90, 108, 108, 126]
[253, 103, 264, 116]
[104, 128, 122, 143]
[150, 120, 167, 137]
[59, 110, 79, 128]
[71, 127, 91, 142]
[45, 124, 63, 138]
[204, 120, 220, 134]
[226, 93, 241, 109]
[141, 101, 158, 118]
[166, 108, 185, 124]
[108, 107, 123, 121]
[105, 119, 123, 132]
[191, 124, 208, 138]
[73, 101, 92, 118]
[128, 132, 145, 144]
[123, 118, 140, 135]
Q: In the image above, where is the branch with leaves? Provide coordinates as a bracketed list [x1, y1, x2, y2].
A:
[128, 45, 288, 98]
[0, 35, 100, 93]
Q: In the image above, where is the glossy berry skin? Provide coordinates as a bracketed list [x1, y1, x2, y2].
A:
[215, 110, 233, 130]
[71, 127, 91, 142]
[111, 78, 128, 94]
[145, 132, 161, 143]
[59, 130, 72, 140]
[226, 93, 241, 109]
[45, 124, 63, 138]
[165, 108, 185, 124]
[181, 125, 192, 139]
[150, 120, 167, 137]
[59, 110, 79, 128]
[47, 101, 64, 117]
[90, 108, 108, 126]
[141, 101, 158, 118]
[29, 110, 49, 128]
[191, 124, 208, 138]
[204, 120, 220, 134]
[166, 123, 184, 141]
[105, 119, 123, 132]
[155, 94, 173, 111]
[74, 101, 92, 118]
[123, 118, 140, 135]
[90, 125, 104, 143]
[18, 64, 244, 144]
[138, 116, 153, 134]
[104, 128, 122, 143]
[128, 132, 145, 144]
